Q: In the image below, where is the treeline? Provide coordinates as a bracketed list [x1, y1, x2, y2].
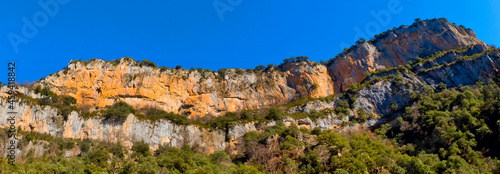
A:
[0, 129, 260, 173]
[377, 80, 500, 173]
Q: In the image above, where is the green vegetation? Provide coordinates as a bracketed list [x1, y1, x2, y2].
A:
[377, 80, 500, 173]
[232, 80, 500, 173]
[411, 45, 473, 66]
[138, 59, 157, 68]
[159, 66, 169, 72]
[456, 47, 500, 62]
[218, 68, 228, 76]
[0, 129, 260, 173]
[235, 68, 244, 74]
[355, 38, 367, 44]
[285, 95, 336, 108]
[351, 46, 498, 97]
[103, 101, 136, 122]
[254, 65, 265, 71]
[365, 64, 409, 77]
[5, 24, 500, 172]
[62, 95, 77, 105]
[5, 76, 500, 173]
[69, 58, 102, 66]
[283, 55, 310, 64]
[136, 107, 193, 124]
[311, 83, 319, 90]
[416, 47, 499, 74]
[19, 86, 79, 121]
[237, 118, 499, 173]
[135, 107, 268, 130]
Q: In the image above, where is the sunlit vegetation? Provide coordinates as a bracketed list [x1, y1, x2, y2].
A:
[0, 128, 261, 174]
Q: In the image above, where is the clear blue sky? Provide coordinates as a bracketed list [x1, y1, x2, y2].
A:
[1, 0, 499, 83]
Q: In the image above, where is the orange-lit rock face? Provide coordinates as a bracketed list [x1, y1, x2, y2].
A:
[39, 20, 486, 117]
[42, 60, 334, 117]
[327, 19, 486, 92]
[281, 61, 334, 98]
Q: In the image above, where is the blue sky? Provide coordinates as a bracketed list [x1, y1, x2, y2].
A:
[1, 0, 499, 83]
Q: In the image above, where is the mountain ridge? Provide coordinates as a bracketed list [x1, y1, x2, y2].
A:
[32, 18, 486, 118]
[1, 17, 499, 156]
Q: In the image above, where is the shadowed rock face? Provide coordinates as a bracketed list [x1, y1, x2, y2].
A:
[327, 19, 486, 92]
[354, 47, 500, 119]
[40, 60, 334, 117]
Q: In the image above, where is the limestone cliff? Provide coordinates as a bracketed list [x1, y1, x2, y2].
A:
[354, 44, 500, 122]
[36, 19, 486, 117]
[327, 18, 486, 92]
[1, 18, 499, 155]
[40, 60, 333, 117]
[0, 90, 344, 156]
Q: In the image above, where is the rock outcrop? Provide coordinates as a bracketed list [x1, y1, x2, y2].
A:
[354, 44, 500, 122]
[40, 60, 333, 117]
[37, 19, 487, 117]
[327, 18, 486, 92]
[0, 94, 344, 155]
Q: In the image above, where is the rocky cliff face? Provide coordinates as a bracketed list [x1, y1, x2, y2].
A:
[418, 49, 500, 88]
[327, 19, 486, 92]
[0, 91, 344, 155]
[40, 60, 333, 117]
[37, 20, 485, 117]
[353, 44, 500, 122]
[1, 19, 498, 154]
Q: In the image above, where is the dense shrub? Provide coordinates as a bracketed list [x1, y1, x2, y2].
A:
[311, 83, 319, 90]
[79, 139, 92, 154]
[266, 108, 284, 121]
[254, 65, 265, 71]
[235, 68, 244, 74]
[335, 100, 350, 116]
[139, 59, 157, 68]
[62, 96, 77, 105]
[218, 68, 228, 77]
[110, 143, 125, 158]
[132, 141, 151, 157]
[104, 101, 136, 122]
